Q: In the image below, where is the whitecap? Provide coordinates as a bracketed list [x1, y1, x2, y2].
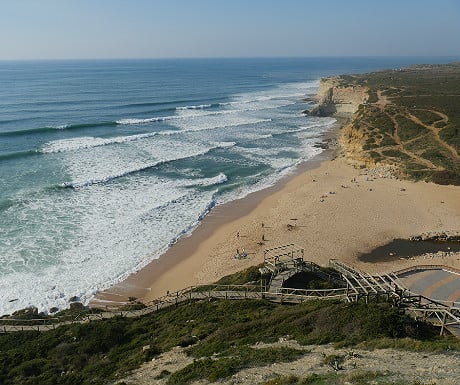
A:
[176, 104, 212, 110]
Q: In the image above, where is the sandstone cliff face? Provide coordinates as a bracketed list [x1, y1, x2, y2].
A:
[310, 77, 374, 168]
[339, 122, 377, 169]
[310, 77, 368, 118]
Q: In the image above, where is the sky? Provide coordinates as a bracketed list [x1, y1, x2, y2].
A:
[0, 0, 459, 60]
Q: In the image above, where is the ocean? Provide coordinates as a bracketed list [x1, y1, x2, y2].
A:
[0, 57, 453, 315]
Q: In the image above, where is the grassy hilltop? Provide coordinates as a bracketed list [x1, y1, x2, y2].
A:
[337, 63, 460, 184]
[1, 266, 459, 385]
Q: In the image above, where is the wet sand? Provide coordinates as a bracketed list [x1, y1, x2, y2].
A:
[91, 131, 460, 308]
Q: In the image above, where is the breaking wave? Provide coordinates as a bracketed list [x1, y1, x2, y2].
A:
[61, 143, 235, 188]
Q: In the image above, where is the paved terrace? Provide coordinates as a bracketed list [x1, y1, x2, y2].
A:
[394, 266, 460, 306]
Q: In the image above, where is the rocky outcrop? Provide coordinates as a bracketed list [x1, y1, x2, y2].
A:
[339, 121, 378, 169]
[309, 77, 368, 119]
[308, 77, 377, 169]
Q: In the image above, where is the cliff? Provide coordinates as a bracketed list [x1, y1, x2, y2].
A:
[309, 77, 368, 118]
[309, 77, 375, 169]
[310, 65, 460, 184]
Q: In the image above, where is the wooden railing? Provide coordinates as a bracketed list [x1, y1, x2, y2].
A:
[393, 264, 460, 276]
[2, 261, 459, 337]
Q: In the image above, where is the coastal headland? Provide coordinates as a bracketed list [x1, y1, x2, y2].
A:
[92, 64, 460, 308]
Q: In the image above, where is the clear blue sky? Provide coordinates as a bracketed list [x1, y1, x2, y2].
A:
[1, 0, 459, 60]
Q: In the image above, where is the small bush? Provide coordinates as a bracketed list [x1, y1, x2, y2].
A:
[167, 357, 240, 384]
[155, 369, 171, 379]
[262, 374, 328, 385]
[431, 170, 460, 185]
[9, 358, 50, 377]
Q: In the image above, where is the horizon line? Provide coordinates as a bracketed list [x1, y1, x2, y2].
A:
[1, 55, 460, 63]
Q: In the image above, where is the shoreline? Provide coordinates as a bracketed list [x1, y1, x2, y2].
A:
[91, 118, 460, 307]
[91, 123, 342, 306]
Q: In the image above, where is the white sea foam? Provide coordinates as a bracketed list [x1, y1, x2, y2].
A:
[0, 77, 333, 316]
[0, 177, 218, 315]
[218, 143, 323, 205]
[41, 133, 159, 153]
[60, 138, 233, 189]
[176, 104, 212, 110]
[179, 172, 228, 188]
[40, 132, 237, 155]
[55, 124, 70, 129]
[211, 141, 236, 148]
[116, 116, 176, 125]
[172, 115, 272, 132]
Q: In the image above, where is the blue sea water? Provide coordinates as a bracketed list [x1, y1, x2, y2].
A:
[0, 57, 454, 315]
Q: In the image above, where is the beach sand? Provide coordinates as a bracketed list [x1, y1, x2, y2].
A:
[92, 133, 460, 307]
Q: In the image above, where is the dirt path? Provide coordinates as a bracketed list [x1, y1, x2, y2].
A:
[367, 90, 457, 172]
[119, 341, 460, 385]
[376, 90, 389, 110]
[407, 111, 460, 162]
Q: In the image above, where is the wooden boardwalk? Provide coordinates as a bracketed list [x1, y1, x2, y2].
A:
[329, 260, 460, 338]
[0, 284, 346, 333]
[1, 247, 459, 338]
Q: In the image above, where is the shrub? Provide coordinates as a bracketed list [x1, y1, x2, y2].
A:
[9, 358, 51, 377]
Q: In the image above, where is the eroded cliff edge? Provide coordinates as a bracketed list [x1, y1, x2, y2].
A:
[309, 77, 377, 170]
[309, 64, 460, 185]
[309, 77, 368, 119]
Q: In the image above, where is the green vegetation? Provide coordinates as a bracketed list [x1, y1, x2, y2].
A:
[339, 63, 460, 184]
[381, 149, 411, 161]
[1, 265, 459, 384]
[214, 264, 265, 285]
[1, 298, 458, 385]
[413, 109, 443, 126]
[167, 346, 304, 384]
[395, 115, 426, 142]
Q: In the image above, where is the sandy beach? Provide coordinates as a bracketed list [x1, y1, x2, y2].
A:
[92, 126, 460, 307]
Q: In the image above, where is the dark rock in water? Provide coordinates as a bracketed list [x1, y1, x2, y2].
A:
[301, 109, 310, 115]
[302, 96, 316, 103]
[313, 142, 329, 150]
[69, 296, 79, 302]
[69, 302, 84, 310]
[309, 105, 330, 117]
[49, 307, 59, 313]
[313, 138, 339, 151]
[308, 88, 337, 117]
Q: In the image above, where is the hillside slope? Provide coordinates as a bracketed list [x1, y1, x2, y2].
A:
[311, 63, 460, 184]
